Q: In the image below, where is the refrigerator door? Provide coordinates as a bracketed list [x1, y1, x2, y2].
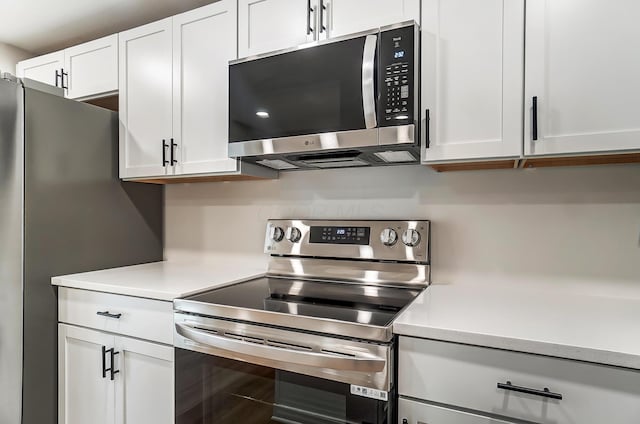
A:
[0, 79, 24, 424]
[22, 87, 163, 424]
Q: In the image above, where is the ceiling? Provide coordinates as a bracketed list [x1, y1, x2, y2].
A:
[0, 0, 217, 54]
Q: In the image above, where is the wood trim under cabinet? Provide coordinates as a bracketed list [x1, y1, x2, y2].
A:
[520, 153, 640, 169]
[429, 160, 518, 172]
[131, 174, 273, 184]
[83, 94, 119, 111]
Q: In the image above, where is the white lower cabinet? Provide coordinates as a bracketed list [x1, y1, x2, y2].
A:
[399, 398, 517, 424]
[59, 325, 115, 424]
[399, 337, 640, 424]
[116, 336, 174, 424]
[58, 289, 174, 424]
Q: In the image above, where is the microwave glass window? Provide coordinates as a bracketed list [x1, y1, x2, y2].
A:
[229, 37, 371, 142]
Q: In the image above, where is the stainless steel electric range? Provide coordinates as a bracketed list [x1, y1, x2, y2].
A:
[174, 219, 430, 424]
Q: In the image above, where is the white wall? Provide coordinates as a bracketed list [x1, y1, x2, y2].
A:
[165, 164, 640, 298]
[0, 42, 32, 75]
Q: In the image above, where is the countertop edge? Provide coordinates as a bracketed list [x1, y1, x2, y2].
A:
[52, 273, 266, 302]
[393, 323, 640, 371]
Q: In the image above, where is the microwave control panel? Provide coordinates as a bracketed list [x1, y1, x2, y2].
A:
[379, 24, 416, 127]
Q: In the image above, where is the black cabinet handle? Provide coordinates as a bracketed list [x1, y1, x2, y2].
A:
[110, 349, 120, 380]
[498, 381, 562, 400]
[319, 0, 326, 33]
[61, 69, 68, 90]
[101, 346, 107, 378]
[104, 348, 120, 380]
[55, 70, 61, 88]
[532, 96, 538, 141]
[162, 139, 169, 166]
[306, 0, 314, 35]
[170, 138, 177, 165]
[96, 310, 122, 319]
[425, 109, 431, 148]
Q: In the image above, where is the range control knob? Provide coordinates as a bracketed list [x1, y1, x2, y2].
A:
[269, 226, 284, 242]
[402, 229, 421, 247]
[285, 226, 302, 243]
[380, 228, 398, 246]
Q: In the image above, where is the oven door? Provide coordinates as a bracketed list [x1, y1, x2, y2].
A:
[228, 32, 379, 157]
[174, 315, 394, 424]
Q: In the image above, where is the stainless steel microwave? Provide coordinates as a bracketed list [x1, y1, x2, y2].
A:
[228, 21, 420, 170]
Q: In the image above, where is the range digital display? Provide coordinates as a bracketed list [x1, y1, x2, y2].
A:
[309, 226, 370, 245]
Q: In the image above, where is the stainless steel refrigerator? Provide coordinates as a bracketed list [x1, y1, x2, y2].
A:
[0, 77, 163, 424]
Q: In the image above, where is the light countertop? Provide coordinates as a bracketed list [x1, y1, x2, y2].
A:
[51, 256, 267, 301]
[394, 283, 640, 370]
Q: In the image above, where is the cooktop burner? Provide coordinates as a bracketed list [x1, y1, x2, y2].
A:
[185, 276, 423, 327]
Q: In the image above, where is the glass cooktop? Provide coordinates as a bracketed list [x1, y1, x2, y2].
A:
[184, 277, 422, 327]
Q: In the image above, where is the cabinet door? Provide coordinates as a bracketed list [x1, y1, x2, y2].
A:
[421, 0, 524, 163]
[525, 0, 640, 156]
[399, 398, 518, 424]
[325, 0, 419, 39]
[114, 336, 174, 424]
[64, 34, 118, 100]
[238, 0, 317, 58]
[58, 324, 115, 424]
[119, 18, 173, 179]
[172, 1, 239, 176]
[16, 51, 64, 87]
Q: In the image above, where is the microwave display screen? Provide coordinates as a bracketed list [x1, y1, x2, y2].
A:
[309, 226, 370, 245]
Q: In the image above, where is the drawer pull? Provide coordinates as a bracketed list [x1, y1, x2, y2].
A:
[97, 311, 122, 319]
[497, 381, 563, 400]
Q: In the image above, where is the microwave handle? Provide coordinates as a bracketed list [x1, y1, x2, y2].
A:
[362, 34, 378, 129]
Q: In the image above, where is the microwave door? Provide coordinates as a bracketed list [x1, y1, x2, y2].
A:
[229, 34, 379, 155]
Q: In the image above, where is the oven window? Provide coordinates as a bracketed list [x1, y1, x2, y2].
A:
[229, 37, 373, 142]
[175, 348, 390, 424]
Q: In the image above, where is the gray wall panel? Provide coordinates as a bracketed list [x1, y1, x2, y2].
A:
[23, 88, 163, 424]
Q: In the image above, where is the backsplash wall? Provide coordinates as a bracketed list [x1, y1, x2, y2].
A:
[165, 164, 640, 298]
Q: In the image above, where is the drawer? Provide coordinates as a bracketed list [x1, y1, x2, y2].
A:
[59, 287, 173, 344]
[399, 398, 517, 424]
[399, 337, 640, 424]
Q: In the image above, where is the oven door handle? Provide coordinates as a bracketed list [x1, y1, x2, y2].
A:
[175, 323, 386, 372]
[362, 34, 378, 129]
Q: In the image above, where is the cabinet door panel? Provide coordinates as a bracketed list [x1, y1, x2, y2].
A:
[238, 0, 316, 58]
[16, 51, 64, 87]
[326, 0, 419, 38]
[119, 18, 173, 178]
[422, 0, 524, 162]
[115, 336, 174, 424]
[525, 0, 640, 155]
[58, 324, 115, 424]
[65, 34, 118, 99]
[173, 1, 238, 176]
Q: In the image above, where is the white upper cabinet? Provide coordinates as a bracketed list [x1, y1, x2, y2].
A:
[421, 0, 524, 163]
[17, 36, 118, 100]
[119, 18, 173, 179]
[238, 0, 317, 58]
[172, 0, 238, 175]
[64, 34, 118, 100]
[323, 0, 420, 39]
[16, 51, 64, 87]
[525, 0, 640, 156]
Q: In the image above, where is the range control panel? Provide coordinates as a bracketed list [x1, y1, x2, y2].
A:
[264, 219, 430, 263]
[378, 24, 417, 127]
[309, 226, 370, 245]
